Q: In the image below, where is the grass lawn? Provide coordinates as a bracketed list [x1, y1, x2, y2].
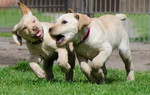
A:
[0, 61, 150, 95]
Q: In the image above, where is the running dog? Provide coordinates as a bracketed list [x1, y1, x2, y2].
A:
[49, 9, 134, 83]
[12, 3, 75, 81]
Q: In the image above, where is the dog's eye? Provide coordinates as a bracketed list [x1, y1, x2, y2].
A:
[22, 26, 27, 30]
[62, 20, 68, 24]
[33, 20, 35, 23]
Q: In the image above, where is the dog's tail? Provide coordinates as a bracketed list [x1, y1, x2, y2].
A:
[115, 14, 127, 21]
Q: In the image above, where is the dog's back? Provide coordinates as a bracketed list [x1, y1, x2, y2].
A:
[96, 14, 128, 48]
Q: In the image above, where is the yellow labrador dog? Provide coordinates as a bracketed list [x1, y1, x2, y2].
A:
[12, 2, 75, 81]
[49, 9, 134, 83]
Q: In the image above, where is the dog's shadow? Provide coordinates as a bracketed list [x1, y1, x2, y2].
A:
[105, 77, 122, 84]
[45, 76, 123, 85]
[12, 61, 124, 85]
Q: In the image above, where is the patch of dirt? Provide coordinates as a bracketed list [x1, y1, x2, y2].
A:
[0, 37, 150, 71]
[0, 37, 29, 67]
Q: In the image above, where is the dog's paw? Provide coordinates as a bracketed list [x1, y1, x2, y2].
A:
[59, 63, 71, 73]
[37, 71, 45, 79]
[92, 69, 104, 80]
[127, 71, 134, 81]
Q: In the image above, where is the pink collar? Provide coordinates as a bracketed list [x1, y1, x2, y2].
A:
[78, 27, 90, 45]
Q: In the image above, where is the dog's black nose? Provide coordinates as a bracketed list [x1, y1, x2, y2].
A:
[49, 27, 53, 32]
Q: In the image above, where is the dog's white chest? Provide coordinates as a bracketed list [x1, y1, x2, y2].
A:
[74, 44, 99, 60]
[27, 43, 55, 59]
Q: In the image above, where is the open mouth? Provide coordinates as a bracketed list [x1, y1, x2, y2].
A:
[35, 30, 43, 38]
[36, 31, 42, 37]
[55, 34, 65, 44]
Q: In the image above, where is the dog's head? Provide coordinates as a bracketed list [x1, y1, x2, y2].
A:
[12, 2, 43, 45]
[49, 9, 91, 46]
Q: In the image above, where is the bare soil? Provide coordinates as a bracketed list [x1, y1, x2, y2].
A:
[0, 37, 150, 71]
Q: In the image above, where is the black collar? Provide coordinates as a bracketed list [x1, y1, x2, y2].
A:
[28, 39, 43, 45]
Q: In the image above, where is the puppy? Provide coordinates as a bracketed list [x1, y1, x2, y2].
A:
[12, 2, 75, 81]
[49, 9, 134, 83]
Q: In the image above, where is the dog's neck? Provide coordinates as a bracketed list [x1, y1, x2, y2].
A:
[27, 39, 43, 45]
[73, 26, 90, 45]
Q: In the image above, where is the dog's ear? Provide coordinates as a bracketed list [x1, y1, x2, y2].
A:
[12, 24, 22, 46]
[17, 2, 32, 16]
[74, 14, 91, 30]
[68, 8, 74, 13]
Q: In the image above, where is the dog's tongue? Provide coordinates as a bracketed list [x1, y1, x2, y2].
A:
[56, 38, 64, 44]
[36, 31, 42, 37]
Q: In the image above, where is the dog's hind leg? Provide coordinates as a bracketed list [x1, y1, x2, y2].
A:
[43, 60, 54, 81]
[43, 53, 58, 81]
[119, 39, 134, 81]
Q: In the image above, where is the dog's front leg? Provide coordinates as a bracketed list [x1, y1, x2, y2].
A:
[56, 48, 71, 73]
[29, 55, 45, 79]
[65, 43, 75, 81]
[77, 55, 99, 83]
[91, 43, 112, 82]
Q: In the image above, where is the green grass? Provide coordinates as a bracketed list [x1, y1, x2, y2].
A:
[129, 14, 149, 42]
[0, 61, 150, 95]
[0, 32, 12, 37]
